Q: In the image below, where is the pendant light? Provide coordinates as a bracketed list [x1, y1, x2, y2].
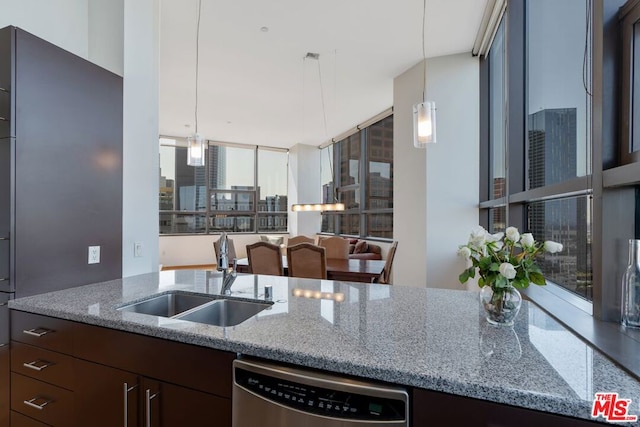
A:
[413, 0, 437, 147]
[291, 53, 345, 213]
[188, 0, 206, 166]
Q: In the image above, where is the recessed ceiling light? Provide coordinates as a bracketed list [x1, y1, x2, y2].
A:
[260, 26, 269, 32]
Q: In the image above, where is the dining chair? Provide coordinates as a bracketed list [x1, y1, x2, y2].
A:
[287, 243, 327, 279]
[287, 235, 314, 246]
[213, 236, 237, 265]
[246, 241, 283, 276]
[318, 236, 349, 259]
[376, 241, 398, 285]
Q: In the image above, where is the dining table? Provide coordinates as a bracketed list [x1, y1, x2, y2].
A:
[235, 257, 385, 283]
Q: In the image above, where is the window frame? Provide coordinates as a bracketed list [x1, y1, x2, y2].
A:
[479, 0, 597, 315]
[158, 138, 289, 235]
[321, 113, 394, 240]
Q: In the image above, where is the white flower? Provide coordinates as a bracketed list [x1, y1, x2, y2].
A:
[457, 246, 471, 259]
[520, 233, 535, 248]
[499, 262, 517, 279]
[544, 241, 563, 254]
[505, 227, 520, 242]
[485, 232, 504, 243]
[468, 226, 487, 247]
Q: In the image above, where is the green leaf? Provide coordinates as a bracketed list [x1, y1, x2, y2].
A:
[478, 277, 485, 287]
[459, 270, 470, 283]
[530, 272, 546, 286]
[467, 267, 476, 279]
[490, 263, 500, 272]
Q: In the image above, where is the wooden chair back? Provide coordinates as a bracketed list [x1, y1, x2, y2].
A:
[246, 242, 283, 276]
[378, 241, 398, 284]
[213, 236, 237, 264]
[287, 243, 327, 279]
[287, 235, 314, 246]
[318, 236, 349, 259]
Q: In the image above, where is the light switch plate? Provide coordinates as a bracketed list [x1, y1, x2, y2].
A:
[134, 242, 143, 257]
[88, 246, 100, 264]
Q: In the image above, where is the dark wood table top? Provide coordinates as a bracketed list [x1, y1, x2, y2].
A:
[235, 257, 385, 283]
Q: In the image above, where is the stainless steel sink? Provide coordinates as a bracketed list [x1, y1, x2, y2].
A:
[174, 299, 271, 327]
[118, 292, 219, 317]
[118, 291, 271, 327]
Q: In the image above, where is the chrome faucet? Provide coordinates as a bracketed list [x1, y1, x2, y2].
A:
[217, 233, 236, 295]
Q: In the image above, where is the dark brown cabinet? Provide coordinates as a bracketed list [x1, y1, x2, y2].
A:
[412, 389, 601, 427]
[74, 359, 139, 427]
[10, 311, 234, 427]
[0, 345, 9, 427]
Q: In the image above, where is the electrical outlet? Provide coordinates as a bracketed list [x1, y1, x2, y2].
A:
[134, 242, 143, 257]
[88, 246, 100, 264]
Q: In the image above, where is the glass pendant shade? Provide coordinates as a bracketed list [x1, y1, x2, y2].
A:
[187, 133, 205, 167]
[413, 101, 437, 147]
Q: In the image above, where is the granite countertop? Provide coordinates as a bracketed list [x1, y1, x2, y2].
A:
[8, 270, 640, 424]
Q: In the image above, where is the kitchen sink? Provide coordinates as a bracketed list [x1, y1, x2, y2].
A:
[118, 292, 219, 317]
[118, 291, 271, 327]
[174, 299, 271, 327]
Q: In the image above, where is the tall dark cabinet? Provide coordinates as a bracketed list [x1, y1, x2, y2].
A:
[0, 26, 123, 425]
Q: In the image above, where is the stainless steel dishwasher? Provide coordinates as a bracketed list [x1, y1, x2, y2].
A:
[233, 358, 409, 427]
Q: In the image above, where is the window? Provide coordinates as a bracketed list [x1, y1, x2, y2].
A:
[159, 139, 288, 234]
[480, 0, 594, 306]
[621, 0, 640, 164]
[321, 114, 393, 238]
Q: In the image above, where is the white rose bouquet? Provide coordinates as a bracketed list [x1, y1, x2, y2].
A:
[458, 225, 563, 291]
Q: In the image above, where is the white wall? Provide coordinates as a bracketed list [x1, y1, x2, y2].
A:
[288, 143, 322, 236]
[122, 0, 160, 276]
[393, 61, 427, 287]
[88, 0, 124, 76]
[393, 53, 479, 289]
[0, 0, 89, 58]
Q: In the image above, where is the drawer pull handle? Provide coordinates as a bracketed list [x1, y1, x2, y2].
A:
[0, 236, 8, 240]
[0, 302, 7, 306]
[124, 382, 138, 427]
[23, 360, 51, 371]
[24, 397, 52, 410]
[145, 389, 159, 427]
[23, 327, 53, 337]
[0, 117, 6, 121]
[0, 87, 7, 92]
[0, 278, 8, 282]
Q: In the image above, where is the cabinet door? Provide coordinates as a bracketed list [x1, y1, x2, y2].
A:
[75, 359, 139, 427]
[140, 378, 231, 427]
[0, 345, 9, 427]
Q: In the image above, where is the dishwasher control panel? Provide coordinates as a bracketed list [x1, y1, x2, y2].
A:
[234, 365, 406, 421]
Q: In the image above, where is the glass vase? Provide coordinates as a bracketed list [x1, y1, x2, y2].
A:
[622, 239, 640, 328]
[480, 285, 522, 326]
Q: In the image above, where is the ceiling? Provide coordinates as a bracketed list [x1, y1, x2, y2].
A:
[159, 0, 488, 149]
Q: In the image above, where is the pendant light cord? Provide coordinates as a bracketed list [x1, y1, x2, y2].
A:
[195, 0, 202, 134]
[422, 0, 427, 102]
[316, 58, 329, 138]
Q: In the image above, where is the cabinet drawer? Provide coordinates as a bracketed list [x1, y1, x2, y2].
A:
[11, 342, 74, 390]
[11, 311, 74, 354]
[11, 411, 51, 427]
[11, 372, 74, 426]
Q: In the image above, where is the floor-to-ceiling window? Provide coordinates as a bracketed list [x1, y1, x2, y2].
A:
[159, 139, 288, 234]
[320, 114, 393, 239]
[480, 0, 594, 309]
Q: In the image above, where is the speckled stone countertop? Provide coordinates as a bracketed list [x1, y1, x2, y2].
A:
[8, 271, 640, 424]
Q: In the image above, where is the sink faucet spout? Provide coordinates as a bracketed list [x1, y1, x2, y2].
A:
[217, 233, 236, 295]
